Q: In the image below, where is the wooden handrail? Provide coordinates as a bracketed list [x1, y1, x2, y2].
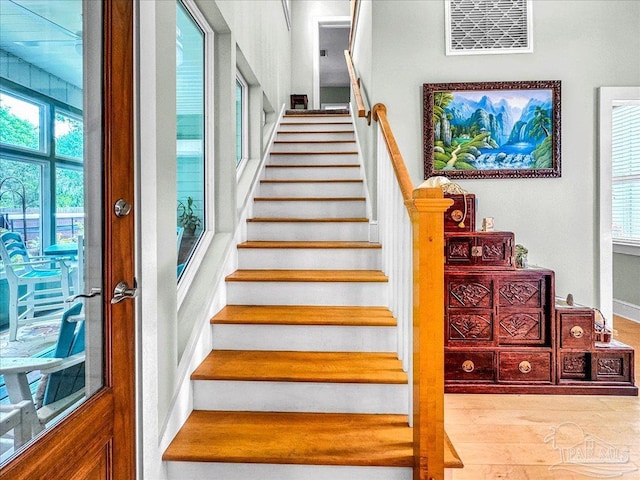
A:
[373, 101, 454, 480]
[372, 103, 414, 203]
[344, 50, 370, 123]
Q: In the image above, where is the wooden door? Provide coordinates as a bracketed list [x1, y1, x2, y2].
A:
[0, 1, 135, 478]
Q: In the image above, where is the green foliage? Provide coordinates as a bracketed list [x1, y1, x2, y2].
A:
[433, 91, 454, 124]
[434, 151, 451, 163]
[56, 169, 84, 207]
[0, 105, 38, 149]
[55, 120, 83, 158]
[177, 196, 202, 232]
[530, 106, 551, 140]
[453, 161, 476, 170]
[434, 159, 447, 170]
[532, 136, 552, 169]
[0, 160, 40, 209]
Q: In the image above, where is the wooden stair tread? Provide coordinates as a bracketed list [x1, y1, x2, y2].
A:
[274, 140, 356, 144]
[253, 196, 365, 201]
[164, 411, 462, 469]
[247, 217, 369, 223]
[265, 164, 360, 168]
[270, 151, 358, 155]
[276, 130, 355, 134]
[192, 350, 407, 383]
[211, 305, 395, 326]
[237, 241, 381, 249]
[260, 179, 363, 183]
[163, 411, 413, 466]
[225, 269, 388, 282]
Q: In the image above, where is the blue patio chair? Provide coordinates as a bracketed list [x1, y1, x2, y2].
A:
[0, 231, 72, 341]
[0, 302, 85, 444]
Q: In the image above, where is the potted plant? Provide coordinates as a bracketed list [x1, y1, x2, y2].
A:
[177, 196, 201, 236]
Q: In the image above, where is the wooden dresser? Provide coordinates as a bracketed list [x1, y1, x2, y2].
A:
[443, 194, 637, 395]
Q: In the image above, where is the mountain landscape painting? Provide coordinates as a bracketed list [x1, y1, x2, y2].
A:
[424, 81, 561, 179]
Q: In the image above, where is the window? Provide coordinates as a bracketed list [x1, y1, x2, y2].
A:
[0, 86, 84, 254]
[0, 91, 46, 153]
[612, 105, 640, 246]
[55, 109, 84, 160]
[236, 72, 248, 168]
[176, 0, 206, 279]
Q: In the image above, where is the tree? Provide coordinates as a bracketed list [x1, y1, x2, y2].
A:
[55, 113, 83, 159]
[0, 105, 38, 149]
[530, 106, 551, 139]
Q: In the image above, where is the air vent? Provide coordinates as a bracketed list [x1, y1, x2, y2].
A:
[445, 0, 533, 56]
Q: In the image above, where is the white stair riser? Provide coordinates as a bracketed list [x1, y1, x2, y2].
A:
[211, 324, 396, 351]
[277, 132, 354, 142]
[282, 116, 351, 124]
[253, 200, 365, 218]
[272, 142, 356, 153]
[193, 381, 408, 414]
[167, 462, 412, 480]
[278, 122, 353, 132]
[259, 181, 364, 198]
[226, 281, 388, 306]
[238, 247, 381, 270]
[269, 153, 358, 165]
[264, 166, 361, 180]
[247, 221, 369, 241]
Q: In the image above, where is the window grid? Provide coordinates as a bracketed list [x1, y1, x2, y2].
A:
[612, 105, 640, 246]
[0, 84, 84, 253]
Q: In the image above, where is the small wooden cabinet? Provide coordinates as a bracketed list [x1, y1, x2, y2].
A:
[445, 232, 514, 269]
[443, 195, 636, 395]
[445, 270, 637, 395]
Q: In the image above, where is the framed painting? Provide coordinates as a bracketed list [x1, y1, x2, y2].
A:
[423, 80, 561, 179]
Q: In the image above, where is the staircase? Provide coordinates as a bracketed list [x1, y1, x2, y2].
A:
[163, 112, 458, 479]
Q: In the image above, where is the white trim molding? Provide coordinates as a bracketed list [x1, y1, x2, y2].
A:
[613, 299, 640, 323]
[599, 87, 640, 323]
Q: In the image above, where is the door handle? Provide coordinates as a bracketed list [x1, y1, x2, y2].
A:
[111, 278, 139, 304]
[67, 287, 102, 303]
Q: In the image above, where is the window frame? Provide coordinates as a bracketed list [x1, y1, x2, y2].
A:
[175, 0, 215, 299]
[235, 70, 249, 173]
[611, 104, 640, 251]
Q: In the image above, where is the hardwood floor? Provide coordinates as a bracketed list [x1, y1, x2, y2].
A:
[445, 315, 640, 479]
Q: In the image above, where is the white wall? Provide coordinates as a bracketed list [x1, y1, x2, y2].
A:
[137, 1, 291, 478]
[291, 0, 351, 108]
[354, 0, 640, 309]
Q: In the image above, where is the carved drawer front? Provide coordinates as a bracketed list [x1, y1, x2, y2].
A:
[559, 351, 590, 380]
[444, 193, 476, 233]
[498, 351, 552, 383]
[498, 276, 544, 308]
[498, 311, 545, 345]
[558, 309, 594, 349]
[445, 232, 514, 269]
[447, 277, 493, 309]
[445, 351, 494, 382]
[592, 349, 632, 383]
[447, 310, 494, 345]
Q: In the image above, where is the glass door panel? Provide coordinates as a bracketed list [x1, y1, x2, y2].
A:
[0, 0, 103, 464]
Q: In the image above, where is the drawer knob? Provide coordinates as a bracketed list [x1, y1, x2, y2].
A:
[570, 325, 584, 338]
[519, 360, 532, 374]
[461, 360, 475, 373]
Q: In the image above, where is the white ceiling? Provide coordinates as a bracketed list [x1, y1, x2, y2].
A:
[0, 0, 83, 87]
